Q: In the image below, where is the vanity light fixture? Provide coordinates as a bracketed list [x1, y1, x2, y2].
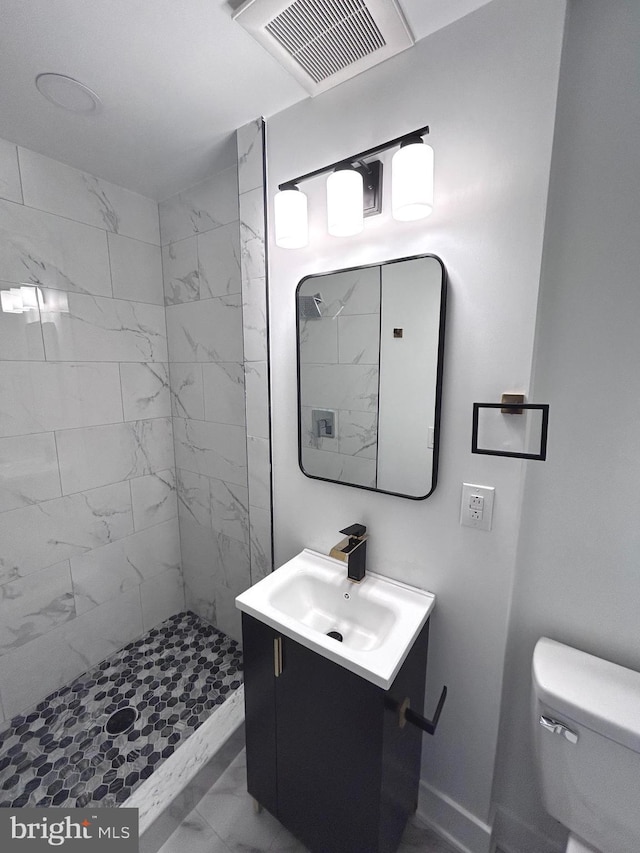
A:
[326, 164, 364, 237]
[274, 185, 308, 249]
[0, 285, 41, 316]
[274, 125, 432, 249]
[391, 137, 434, 221]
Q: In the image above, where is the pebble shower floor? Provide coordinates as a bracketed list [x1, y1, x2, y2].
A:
[0, 611, 243, 809]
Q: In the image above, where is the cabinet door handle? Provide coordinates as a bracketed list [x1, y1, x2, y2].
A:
[273, 636, 283, 677]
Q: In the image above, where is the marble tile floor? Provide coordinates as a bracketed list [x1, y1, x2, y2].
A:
[158, 748, 460, 853]
[0, 611, 242, 809]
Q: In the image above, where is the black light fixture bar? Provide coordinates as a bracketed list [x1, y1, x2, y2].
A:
[278, 125, 430, 191]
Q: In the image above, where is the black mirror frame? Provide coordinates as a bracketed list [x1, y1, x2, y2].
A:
[295, 253, 447, 500]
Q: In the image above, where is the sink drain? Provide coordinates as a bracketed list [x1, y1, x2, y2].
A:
[105, 707, 138, 736]
[326, 630, 343, 642]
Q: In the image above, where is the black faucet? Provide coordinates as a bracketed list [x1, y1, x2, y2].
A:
[329, 524, 368, 582]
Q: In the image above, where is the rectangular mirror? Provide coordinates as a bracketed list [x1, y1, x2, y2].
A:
[296, 254, 446, 499]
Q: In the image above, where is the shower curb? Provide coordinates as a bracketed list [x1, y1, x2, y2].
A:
[125, 684, 245, 853]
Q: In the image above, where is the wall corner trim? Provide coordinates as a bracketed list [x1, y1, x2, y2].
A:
[417, 779, 492, 853]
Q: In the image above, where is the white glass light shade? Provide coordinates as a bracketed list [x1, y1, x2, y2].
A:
[0, 288, 23, 314]
[274, 188, 308, 249]
[391, 142, 434, 221]
[326, 168, 364, 237]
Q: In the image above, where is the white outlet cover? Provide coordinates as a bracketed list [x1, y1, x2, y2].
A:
[460, 483, 495, 530]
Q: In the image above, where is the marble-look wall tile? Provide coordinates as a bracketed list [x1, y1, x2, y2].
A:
[299, 316, 339, 364]
[169, 363, 204, 420]
[239, 187, 265, 283]
[300, 446, 345, 482]
[174, 419, 247, 486]
[40, 290, 168, 362]
[0, 199, 111, 296]
[300, 363, 379, 412]
[179, 518, 249, 624]
[237, 119, 264, 195]
[0, 481, 133, 584]
[0, 560, 75, 654]
[211, 584, 242, 644]
[316, 266, 381, 316]
[249, 505, 272, 584]
[209, 478, 249, 546]
[140, 566, 185, 632]
[198, 222, 241, 299]
[247, 436, 270, 511]
[179, 515, 215, 579]
[19, 148, 160, 244]
[0, 432, 61, 513]
[108, 233, 164, 305]
[166, 295, 243, 363]
[338, 410, 378, 458]
[159, 167, 239, 246]
[338, 314, 380, 364]
[121, 362, 171, 420]
[0, 586, 143, 719]
[184, 586, 216, 632]
[202, 362, 246, 427]
[237, 119, 271, 594]
[162, 236, 199, 305]
[0, 139, 22, 203]
[302, 448, 377, 488]
[0, 361, 123, 437]
[244, 362, 269, 439]
[210, 531, 250, 595]
[337, 454, 377, 488]
[130, 468, 177, 532]
[241, 277, 267, 363]
[177, 469, 211, 528]
[56, 417, 174, 494]
[70, 518, 180, 615]
[0, 285, 45, 360]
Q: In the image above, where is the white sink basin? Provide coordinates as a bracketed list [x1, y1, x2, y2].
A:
[236, 549, 436, 689]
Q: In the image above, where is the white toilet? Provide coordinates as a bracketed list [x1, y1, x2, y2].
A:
[532, 637, 640, 853]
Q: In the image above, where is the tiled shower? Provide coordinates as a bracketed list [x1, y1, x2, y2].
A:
[0, 118, 271, 805]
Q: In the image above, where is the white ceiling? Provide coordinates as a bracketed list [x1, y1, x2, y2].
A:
[0, 0, 492, 200]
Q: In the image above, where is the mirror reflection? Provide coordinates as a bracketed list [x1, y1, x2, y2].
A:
[296, 254, 446, 499]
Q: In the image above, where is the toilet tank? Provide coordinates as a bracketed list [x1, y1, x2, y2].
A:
[532, 638, 640, 853]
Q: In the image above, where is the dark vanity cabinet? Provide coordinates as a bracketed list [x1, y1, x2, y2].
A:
[242, 612, 431, 853]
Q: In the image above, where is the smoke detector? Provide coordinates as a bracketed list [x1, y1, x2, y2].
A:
[233, 0, 414, 96]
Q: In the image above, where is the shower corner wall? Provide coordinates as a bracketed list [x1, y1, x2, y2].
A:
[162, 116, 273, 646]
[0, 140, 183, 725]
[0, 117, 272, 724]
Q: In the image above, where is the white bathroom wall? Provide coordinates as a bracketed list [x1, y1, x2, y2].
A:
[0, 144, 182, 722]
[266, 1, 566, 848]
[492, 1, 640, 850]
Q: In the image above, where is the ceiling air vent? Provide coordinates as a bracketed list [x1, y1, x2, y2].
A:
[233, 0, 414, 96]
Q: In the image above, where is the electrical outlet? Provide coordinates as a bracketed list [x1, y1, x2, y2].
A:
[460, 483, 495, 530]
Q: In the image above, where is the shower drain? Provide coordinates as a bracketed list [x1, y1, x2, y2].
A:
[105, 707, 138, 736]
